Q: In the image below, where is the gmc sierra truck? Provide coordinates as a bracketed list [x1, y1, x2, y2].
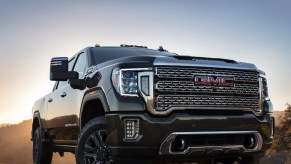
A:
[31, 44, 274, 164]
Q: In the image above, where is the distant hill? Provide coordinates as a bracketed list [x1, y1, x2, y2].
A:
[0, 120, 75, 164]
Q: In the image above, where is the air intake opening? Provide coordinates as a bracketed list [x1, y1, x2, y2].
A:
[171, 133, 258, 151]
[171, 137, 188, 152]
[243, 134, 256, 149]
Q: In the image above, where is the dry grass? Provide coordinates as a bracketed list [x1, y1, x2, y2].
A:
[0, 120, 75, 164]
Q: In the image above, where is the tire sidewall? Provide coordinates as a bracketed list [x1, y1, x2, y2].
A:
[33, 128, 43, 164]
[33, 127, 52, 164]
[76, 117, 106, 164]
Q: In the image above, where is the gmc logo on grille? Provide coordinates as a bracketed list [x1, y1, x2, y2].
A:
[194, 76, 234, 87]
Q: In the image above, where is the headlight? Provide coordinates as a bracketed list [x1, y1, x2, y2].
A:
[121, 71, 138, 94]
[112, 68, 138, 96]
[262, 77, 269, 98]
[258, 75, 270, 114]
[112, 68, 151, 96]
[111, 68, 121, 93]
[259, 76, 269, 100]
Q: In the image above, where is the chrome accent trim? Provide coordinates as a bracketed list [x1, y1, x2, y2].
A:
[154, 107, 252, 115]
[159, 131, 263, 155]
[147, 106, 264, 117]
[64, 123, 78, 127]
[155, 67, 259, 82]
[138, 71, 154, 111]
[120, 68, 153, 71]
[258, 77, 264, 115]
[264, 97, 270, 101]
[156, 81, 259, 95]
[85, 66, 97, 76]
[156, 95, 260, 111]
[259, 73, 267, 78]
[150, 66, 263, 116]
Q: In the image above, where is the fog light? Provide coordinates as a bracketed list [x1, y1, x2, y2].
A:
[124, 119, 139, 139]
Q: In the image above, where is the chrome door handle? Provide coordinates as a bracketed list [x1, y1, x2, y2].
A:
[60, 92, 67, 98]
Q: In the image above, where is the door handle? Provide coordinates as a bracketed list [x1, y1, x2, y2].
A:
[60, 92, 67, 98]
[48, 98, 53, 103]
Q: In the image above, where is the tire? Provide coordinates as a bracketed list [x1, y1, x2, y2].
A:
[76, 116, 113, 164]
[33, 127, 53, 164]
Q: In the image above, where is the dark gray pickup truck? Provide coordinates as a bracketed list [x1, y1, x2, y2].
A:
[31, 44, 274, 164]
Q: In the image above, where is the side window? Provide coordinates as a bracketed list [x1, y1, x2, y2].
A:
[73, 53, 87, 78]
[69, 57, 76, 71]
[53, 81, 58, 92]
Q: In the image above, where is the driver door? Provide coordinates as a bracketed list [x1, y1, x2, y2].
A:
[47, 52, 88, 144]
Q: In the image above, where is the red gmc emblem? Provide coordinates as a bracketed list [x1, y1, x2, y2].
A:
[194, 76, 234, 87]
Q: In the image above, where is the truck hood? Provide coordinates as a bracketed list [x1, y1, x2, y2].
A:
[153, 55, 261, 72]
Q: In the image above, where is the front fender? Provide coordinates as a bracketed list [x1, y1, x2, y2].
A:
[79, 87, 110, 128]
[31, 111, 44, 140]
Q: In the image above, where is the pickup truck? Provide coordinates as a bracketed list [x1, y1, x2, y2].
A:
[31, 44, 274, 164]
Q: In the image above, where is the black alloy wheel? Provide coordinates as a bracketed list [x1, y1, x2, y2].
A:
[76, 117, 113, 164]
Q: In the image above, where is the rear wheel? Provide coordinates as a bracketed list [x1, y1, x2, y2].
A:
[33, 127, 53, 164]
[76, 117, 113, 164]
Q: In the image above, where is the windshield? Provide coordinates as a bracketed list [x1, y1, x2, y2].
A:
[91, 47, 175, 65]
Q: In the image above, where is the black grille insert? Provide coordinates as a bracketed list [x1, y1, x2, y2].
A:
[174, 133, 252, 147]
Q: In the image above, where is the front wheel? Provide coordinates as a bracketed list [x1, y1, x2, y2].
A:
[76, 117, 113, 164]
[33, 127, 53, 164]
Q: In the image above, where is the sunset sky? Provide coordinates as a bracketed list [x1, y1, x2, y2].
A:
[0, 0, 290, 124]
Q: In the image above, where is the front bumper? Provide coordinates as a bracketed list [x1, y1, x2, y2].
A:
[105, 112, 273, 161]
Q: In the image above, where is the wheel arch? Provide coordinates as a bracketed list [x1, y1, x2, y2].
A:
[32, 111, 42, 140]
[80, 88, 110, 129]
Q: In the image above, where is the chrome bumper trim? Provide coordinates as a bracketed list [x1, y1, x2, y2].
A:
[159, 131, 263, 155]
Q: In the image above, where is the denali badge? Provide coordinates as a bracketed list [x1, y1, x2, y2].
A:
[194, 76, 234, 87]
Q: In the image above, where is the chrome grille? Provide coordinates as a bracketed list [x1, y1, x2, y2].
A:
[154, 66, 260, 112]
[156, 67, 259, 82]
[157, 95, 260, 111]
[156, 81, 259, 95]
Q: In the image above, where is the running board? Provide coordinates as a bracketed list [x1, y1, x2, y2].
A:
[53, 145, 76, 154]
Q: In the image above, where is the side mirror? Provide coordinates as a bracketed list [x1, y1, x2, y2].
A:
[50, 57, 78, 81]
[69, 72, 102, 90]
[70, 79, 87, 90]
